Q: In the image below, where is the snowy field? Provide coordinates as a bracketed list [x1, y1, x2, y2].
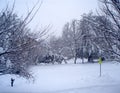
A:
[0, 60, 120, 93]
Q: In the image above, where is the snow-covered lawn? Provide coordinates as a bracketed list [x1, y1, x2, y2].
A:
[0, 60, 120, 93]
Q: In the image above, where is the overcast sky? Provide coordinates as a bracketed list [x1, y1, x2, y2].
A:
[0, 0, 99, 36]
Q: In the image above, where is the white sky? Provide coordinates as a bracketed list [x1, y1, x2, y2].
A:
[0, 0, 99, 36]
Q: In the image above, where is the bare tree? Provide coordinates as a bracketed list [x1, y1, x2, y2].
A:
[62, 20, 82, 64]
[79, 13, 100, 62]
[99, 0, 120, 59]
[79, 12, 117, 60]
[0, 0, 48, 78]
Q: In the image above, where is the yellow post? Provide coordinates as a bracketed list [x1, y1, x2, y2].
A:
[98, 57, 102, 77]
[98, 57, 102, 64]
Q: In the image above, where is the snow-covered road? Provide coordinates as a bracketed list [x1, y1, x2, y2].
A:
[44, 84, 120, 93]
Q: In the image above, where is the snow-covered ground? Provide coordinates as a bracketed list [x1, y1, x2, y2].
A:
[0, 60, 120, 93]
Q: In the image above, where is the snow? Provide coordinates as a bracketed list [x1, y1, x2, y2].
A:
[67, 58, 88, 64]
[6, 59, 12, 68]
[0, 60, 120, 93]
[0, 47, 4, 53]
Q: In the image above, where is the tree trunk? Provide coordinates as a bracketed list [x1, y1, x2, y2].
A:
[88, 54, 93, 63]
[74, 55, 77, 64]
[82, 58, 84, 64]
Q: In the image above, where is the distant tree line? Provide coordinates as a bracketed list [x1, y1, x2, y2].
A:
[48, 0, 120, 64]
